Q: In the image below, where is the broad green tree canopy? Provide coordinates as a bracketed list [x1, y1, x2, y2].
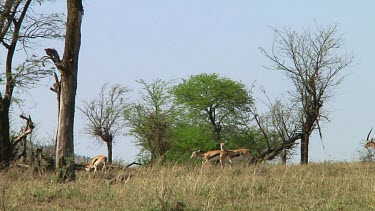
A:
[172, 73, 253, 143]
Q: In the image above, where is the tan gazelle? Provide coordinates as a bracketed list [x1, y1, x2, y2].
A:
[191, 149, 228, 168]
[220, 142, 251, 163]
[86, 155, 107, 174]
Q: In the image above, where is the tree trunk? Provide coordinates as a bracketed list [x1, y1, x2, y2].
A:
[280, 149, 287, 165]
[215, 127, 221, 143]
[0, 0, 32, 168]
[300, 133, 309, 164]
[0, 23, 18, 167]
[55, 75, 77, 180]
[151, 146, 157, 165]
[0, 50, 14, 167]
[54, 0, 83, 181]
[157, 127, 165, 164]
[0, 111, 11, 167]
[106, 140, 113, 164]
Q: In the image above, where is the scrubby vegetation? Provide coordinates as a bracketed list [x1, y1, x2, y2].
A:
[1, 162, 374, 210]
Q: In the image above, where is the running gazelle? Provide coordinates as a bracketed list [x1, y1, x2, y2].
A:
[190, 149, 228, 168]
[220, 142, 251, 163]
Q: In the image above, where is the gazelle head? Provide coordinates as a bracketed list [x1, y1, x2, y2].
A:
[85, 165, 92, 171]
[85, 155, 107, 174]
[365, 128, 375, 149]
[190, 150, 201, 158]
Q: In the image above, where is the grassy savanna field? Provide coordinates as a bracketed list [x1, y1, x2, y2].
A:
[1, 162, 375, 210]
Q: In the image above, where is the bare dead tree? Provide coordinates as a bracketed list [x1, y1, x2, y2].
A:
[260, 24, 353, 164]
[261, 91, 301, 164]
[49, 71, 61, 151]
[78, 83, 130, 164]
[270, 101, 299, 163]
[12, 114, 35, 162]
[249, 103, 301, 164]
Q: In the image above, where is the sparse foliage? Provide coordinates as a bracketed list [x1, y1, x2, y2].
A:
[248, 92, 301, 164]
[0, 0, 64, 167]
[124, 79, 175, 164]
[260, 24, 353, 164]
[79, 83, 130, 164]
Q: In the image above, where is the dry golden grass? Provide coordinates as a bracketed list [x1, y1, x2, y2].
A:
[1, 162, 375, 210]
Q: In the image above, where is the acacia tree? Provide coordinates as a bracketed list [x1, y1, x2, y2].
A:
[124, 79, 175, 164]
[0, 0, 64, 167]
[260, 24, 353, 164]
[248, 97, 301, 164]
[172, 73, 253, 143]
[44, 0, 84, 181]
[79, 83, 129, 164]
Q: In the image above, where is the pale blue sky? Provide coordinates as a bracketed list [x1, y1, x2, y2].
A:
[20, 1, 375, 163]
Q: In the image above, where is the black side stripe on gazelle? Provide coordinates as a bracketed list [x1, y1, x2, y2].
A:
[207, 153, 220, 159]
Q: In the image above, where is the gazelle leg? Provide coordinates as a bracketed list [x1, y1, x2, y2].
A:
[94, 164, 97, 174]
[102, 161, 107, 174]
[220, 159, 224, 168]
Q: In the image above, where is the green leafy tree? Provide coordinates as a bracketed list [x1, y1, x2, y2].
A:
[166, 122, 217, 162]
[124, 79, 175, 164]
[172, 73, 253, 144]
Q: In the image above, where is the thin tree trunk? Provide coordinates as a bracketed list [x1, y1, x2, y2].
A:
[280, 149, 287, 164]
[50, 72, 61, 152]
[151, 146, 157, 165]
[106, 140, 113, 164]
[0, 14, 18, 166]
[0, 0, 33, 167]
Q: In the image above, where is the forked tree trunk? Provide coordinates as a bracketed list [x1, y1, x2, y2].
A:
[47, 0, 83, 181]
